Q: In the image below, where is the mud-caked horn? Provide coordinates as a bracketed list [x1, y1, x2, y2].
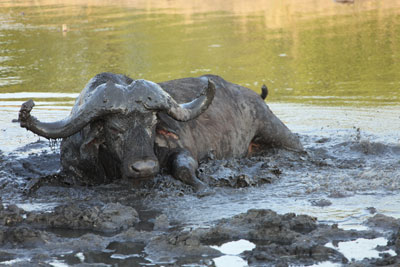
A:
[160, 79, 216, 122]
[18, 81, 124, 139]
[19, 78, 216, 139]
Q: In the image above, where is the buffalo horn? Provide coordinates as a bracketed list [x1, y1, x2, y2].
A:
[164, 79, 215, 121]
[18, 82, 123, 139]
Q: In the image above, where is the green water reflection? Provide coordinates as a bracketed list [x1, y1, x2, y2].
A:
[0, 0, 399, 106]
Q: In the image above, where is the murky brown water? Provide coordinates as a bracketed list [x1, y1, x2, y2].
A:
[1, 0, 400, 105]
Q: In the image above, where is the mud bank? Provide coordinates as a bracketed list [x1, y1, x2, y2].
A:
[1, 199, 400, 266]
[1, 130, 400, 266]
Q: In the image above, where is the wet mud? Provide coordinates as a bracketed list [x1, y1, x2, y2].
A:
[1, 130, 400, 266]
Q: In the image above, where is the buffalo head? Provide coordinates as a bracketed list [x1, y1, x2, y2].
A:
[19, 78, 215, 179]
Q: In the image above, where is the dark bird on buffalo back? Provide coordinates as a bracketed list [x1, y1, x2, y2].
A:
[261, 84, 268, 100]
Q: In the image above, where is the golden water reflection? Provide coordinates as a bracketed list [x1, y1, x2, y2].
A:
[0, 0, 399, 106]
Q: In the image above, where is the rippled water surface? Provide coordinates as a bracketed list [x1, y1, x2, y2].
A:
[1, 0, 400, 105]
[1, 0, 400, 265]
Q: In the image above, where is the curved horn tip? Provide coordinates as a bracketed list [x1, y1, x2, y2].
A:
[19, 99, 35, 127]
[207, 79, 216, 91]
[202, 79, 216, 102]
[162, 78, 216, 122]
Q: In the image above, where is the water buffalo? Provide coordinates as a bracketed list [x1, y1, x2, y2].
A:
[19, 73, 302, 189]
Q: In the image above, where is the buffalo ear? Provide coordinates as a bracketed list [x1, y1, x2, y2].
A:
[79, 122, 105, 161]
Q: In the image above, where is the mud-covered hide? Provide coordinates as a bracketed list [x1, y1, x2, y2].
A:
[156, 75, 302, 162]
[19, 73, 302, 187]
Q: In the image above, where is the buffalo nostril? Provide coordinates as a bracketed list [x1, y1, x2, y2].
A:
[130, 160, 159, 176]
[131, 165, 140, 172]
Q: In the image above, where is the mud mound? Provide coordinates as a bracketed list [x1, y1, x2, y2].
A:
[0, 226, 51, 248]
[366, 214, 400, 231]
[197, 150, 303, 188]
[198, 209, 318, 243]
[143, 209, 387, 266]
[1, 199, 399, 266]
[0, 204, 25, 227]
[26, 202, 139, 233]
[197, 158, 278, 188]
[2, 149, 60, 180]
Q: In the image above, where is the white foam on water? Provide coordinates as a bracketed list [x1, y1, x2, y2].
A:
[210, 239, 256, 255]
[75, 252, 85, 262]
[48, 259, 70, 267]
[110, 253, 141, 259]
[16, 202, 59, 212]
[213, 255, 248, 267]
[310, 261, 342, 267]
[211, 239, 256, 267]
[325, 237, 396, 261]
[0, 258, 29, 265]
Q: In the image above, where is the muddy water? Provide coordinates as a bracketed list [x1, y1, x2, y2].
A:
[1, 0, 400, 266]
[1, 100, 400, 265]
[1, 0, 400, 105]
[149, 102, 400, 226]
